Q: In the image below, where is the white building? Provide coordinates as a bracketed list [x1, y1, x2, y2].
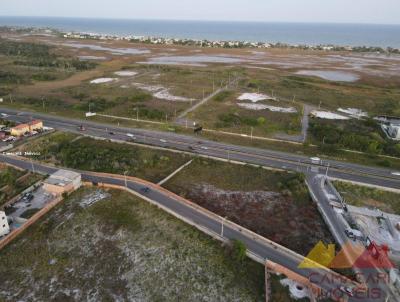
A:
[388, 124, 400, 140]
[0, 211, 10, 237]
[43, 170, 81, 195]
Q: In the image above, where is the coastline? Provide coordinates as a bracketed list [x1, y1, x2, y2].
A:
[0, 16, 400, 52]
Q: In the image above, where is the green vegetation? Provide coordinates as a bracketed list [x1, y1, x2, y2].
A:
[15, 131, 191, 183]
[0, 165, 42, 207]
[0, 188, 265, 301]
[334, 181, 400, 215]
[213, 90, 233, 102]
[309, 118, 400, 158]
[230, 239, 247, 262]
[0, 39, 96, 71]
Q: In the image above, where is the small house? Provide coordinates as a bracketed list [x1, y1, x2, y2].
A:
[0, 211, 10, 237]
[10, 124, 29, 137]
[43, 170, 81, 195]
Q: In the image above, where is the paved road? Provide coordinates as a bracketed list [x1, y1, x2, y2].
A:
[1, 108, 399, 191]
[0, 154, 365, 301]
[307, 173, 397, 302]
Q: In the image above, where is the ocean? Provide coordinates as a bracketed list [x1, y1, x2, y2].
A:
[0, 16, 400, 48]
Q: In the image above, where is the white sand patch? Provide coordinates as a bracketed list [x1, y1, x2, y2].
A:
[132, 83, 165, 92]
[154, 89, 195, 102]
[238, 103, 297, 113]
[311, 110, 350, 120]
[132, 83, 194, 102]
[90, 78, 117, 84]
[338, 107, 368, 118]
[79, 190, 110, 208]
[238, 93, 275, 103]
[114, 71, 138, 77]
[280, 278, 311, 300]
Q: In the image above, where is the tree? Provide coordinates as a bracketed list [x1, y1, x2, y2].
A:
[231, 239, 247, 262]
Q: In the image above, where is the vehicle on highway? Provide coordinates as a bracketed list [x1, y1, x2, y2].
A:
[126, 133, 135, 139]
[200, 146, 208, 150]
[78, 125, 86, 131]
[109, 131, 115, 135]
[0, 113, 9, 118]
[140, 187, 150, 194]
[2, 136, 15, 142]
[339, 286, 354, 297]
[160, 139, 167, 143]
[310, 157, 321, 164]
[391, 172, 400, 176]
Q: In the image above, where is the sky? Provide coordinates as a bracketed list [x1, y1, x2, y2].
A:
[1, 0, 400, 24]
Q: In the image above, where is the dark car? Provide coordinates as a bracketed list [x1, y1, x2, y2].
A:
[140, 187, 150, 194]
[109, 131, 115, 135]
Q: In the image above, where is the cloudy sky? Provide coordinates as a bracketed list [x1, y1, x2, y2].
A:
[1, 0, 399, 24]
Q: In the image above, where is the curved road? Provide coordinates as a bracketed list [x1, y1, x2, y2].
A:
[0, 154, 375, 301]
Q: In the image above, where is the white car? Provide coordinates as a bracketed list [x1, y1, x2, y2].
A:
[310, 157, 321, 164]
[0, 113, 9, 117]
[201, 146, 208, 150]
[160, 139, 167, 143]
[391, 172, 400, 176]
[126, 133, 136, 139]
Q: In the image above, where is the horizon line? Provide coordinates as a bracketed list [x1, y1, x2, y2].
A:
[0, 15, 400, 27]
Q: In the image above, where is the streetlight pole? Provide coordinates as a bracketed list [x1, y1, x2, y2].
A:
[124, 171, 128, 188]
[30, 158, 35, 173]
[325, 163, 330, 177]
[251, 127, 254, 141]
[221, 216, 226, 237]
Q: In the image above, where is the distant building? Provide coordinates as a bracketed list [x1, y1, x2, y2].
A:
[10, 124, 30, 136]
[9, 120, 43, 137]
[0, 211, 10, 237]
[388, 124, 400, 140]
[43, 170, 81, 195]
[28, 120, 43, 132]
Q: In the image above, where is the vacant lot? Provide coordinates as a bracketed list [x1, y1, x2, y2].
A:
[0, 188, 266, 301]
[163, 158, 333, 255]
[0, 163, 42, 207]
[14, 131, 192, 183]
[188, 89, 302, 137]
[334, 181, 400, 215]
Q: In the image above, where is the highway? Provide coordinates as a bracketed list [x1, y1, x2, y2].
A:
[0, 154, 368, 301]
[1, 108, 400, 191]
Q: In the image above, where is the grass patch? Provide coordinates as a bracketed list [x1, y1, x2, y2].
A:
[0, 164, 42, 207]
[15, 131, 191, 183]
[333, 181, 400, 215]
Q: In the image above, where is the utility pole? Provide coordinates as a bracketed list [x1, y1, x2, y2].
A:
[251, 127, 254, 140]
[325, 163, 330, 177]
[30, 158, 35, 173]
[124, 171, 128, 188]
[221, 216, 226, 237]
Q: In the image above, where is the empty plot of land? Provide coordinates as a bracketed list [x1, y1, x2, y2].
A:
[0, 188, 265, 301]
[163, 158, 334, 255]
